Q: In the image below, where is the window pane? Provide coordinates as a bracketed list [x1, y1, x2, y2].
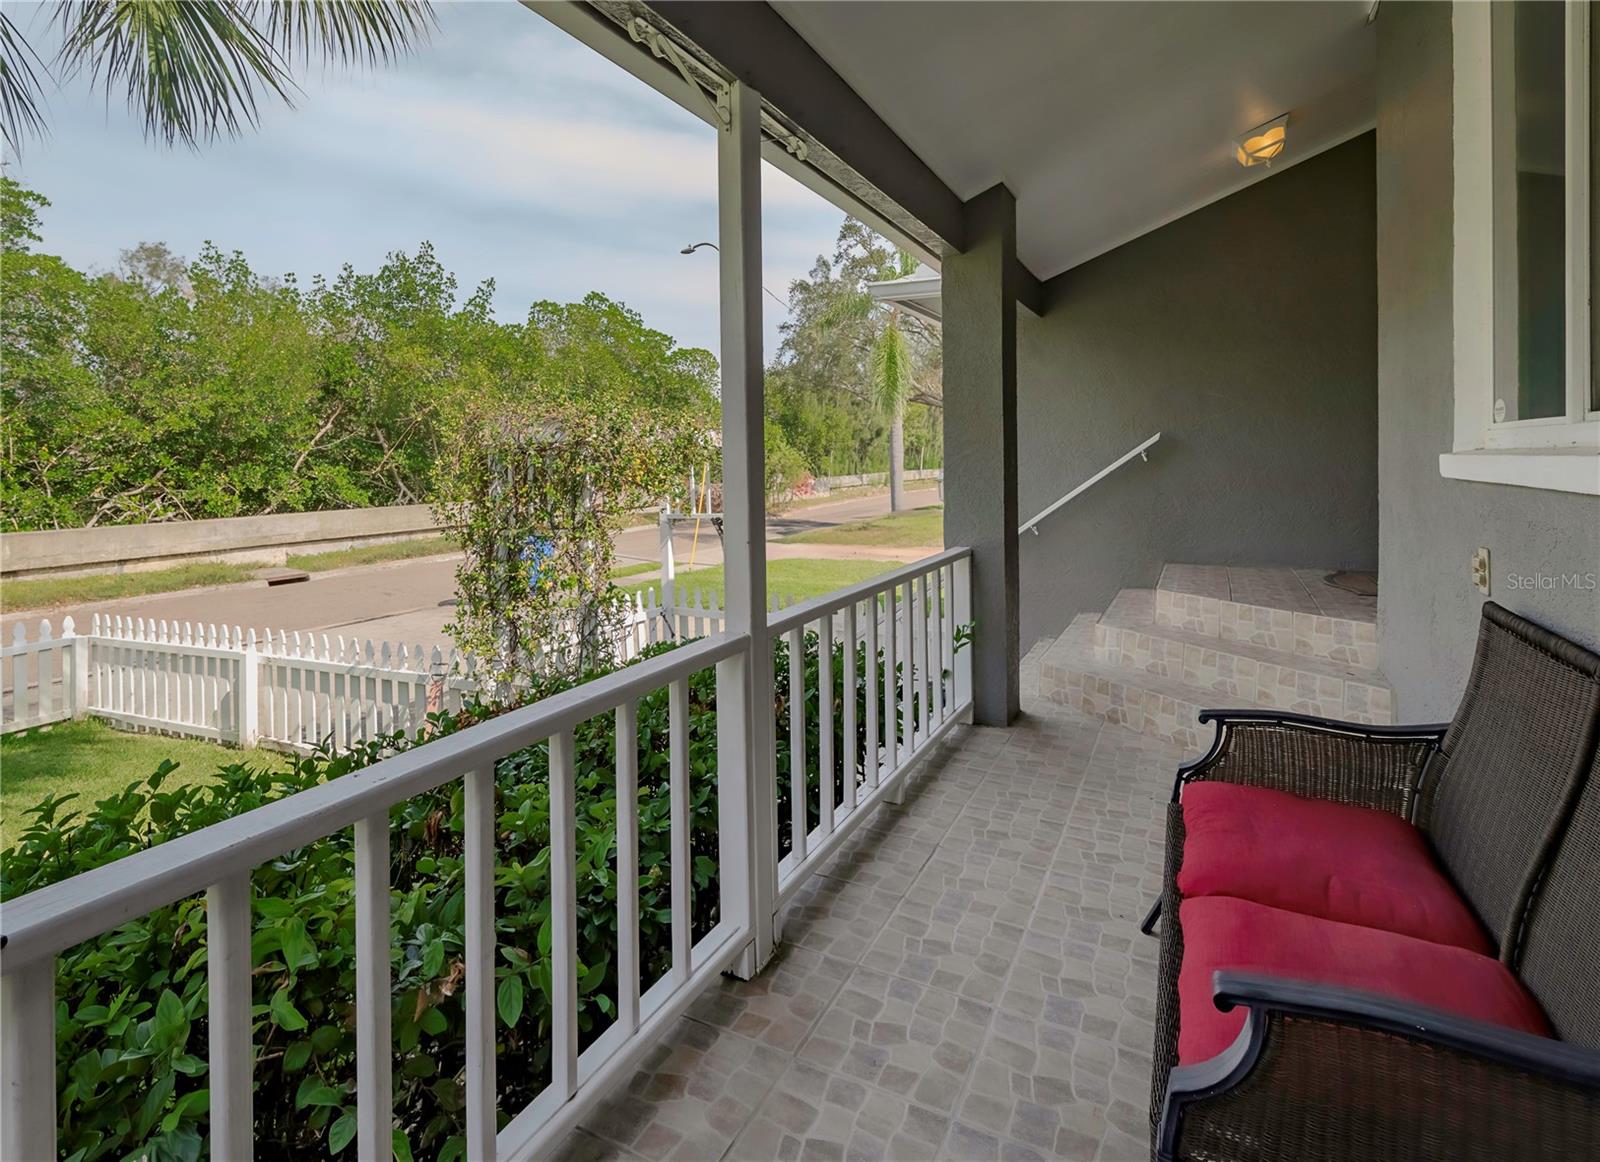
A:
[1494, 0, 1566, 423]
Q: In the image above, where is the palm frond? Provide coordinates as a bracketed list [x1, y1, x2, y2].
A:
[1, 12, 51, 155]
[870, 309, 911, 420]
[817, 287, 872, 332]
[56, 1, 291, 147]
[263, 0, 435, 67]
[53, 1, 434, 150]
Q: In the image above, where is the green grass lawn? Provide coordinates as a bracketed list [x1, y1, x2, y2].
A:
[0, 718, 253, 843]
[623, 557, 901, 605]
[783, 505, 944, 549]
[2, 562, 262, 613]
[286, 534, 459, 572]
[609, 561, 658, 580]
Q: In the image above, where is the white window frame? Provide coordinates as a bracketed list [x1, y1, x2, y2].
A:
[1445, 0, 1600, 495]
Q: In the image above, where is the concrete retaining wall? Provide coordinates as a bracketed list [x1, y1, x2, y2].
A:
[2, 505, 447, 580]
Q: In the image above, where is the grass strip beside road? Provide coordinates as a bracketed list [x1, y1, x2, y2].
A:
[286, 534, 459, 572]
[623, 557, 902, 605]
[609, 562, 658, 580]
[2, 562, 260, 613]
[783, 505, 944, 549]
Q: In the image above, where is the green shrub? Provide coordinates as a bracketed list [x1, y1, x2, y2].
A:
[2, 625, 967, 1160]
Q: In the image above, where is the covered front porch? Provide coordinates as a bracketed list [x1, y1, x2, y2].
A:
[554, 656, 1176, 1162]
[3, 3, 1597, 1161]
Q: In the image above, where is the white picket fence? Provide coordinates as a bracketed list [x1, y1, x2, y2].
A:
[0, 586, 772, 751]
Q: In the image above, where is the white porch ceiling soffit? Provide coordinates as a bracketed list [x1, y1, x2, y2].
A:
[563, 0, 950, 265]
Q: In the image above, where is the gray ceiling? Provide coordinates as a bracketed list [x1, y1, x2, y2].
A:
[770, 1, 1376, 279]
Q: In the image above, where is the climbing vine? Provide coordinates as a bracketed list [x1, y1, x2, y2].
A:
[432, 400, 710, 690]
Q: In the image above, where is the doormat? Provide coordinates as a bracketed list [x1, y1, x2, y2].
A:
[1325, 571, 1378, 597]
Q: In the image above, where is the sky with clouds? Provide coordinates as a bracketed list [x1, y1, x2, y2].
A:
[4, 0, 848, 357]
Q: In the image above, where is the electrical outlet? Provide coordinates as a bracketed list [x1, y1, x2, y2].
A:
[1471, 546, 1490, 595]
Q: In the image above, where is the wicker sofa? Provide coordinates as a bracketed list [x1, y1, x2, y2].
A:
[1150, 601, 1600, 1161]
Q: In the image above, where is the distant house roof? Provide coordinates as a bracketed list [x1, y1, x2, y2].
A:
[864, 263, 942, 325]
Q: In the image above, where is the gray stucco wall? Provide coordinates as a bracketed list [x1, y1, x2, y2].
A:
[1016, 134, 1379, 649]
[1376, 2, 1600, 720]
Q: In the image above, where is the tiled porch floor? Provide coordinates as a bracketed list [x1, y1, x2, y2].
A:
[552, 657, 1186, 1162]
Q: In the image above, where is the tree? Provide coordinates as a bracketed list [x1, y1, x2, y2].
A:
[773, 220, 941, 506]
[0, 177, 724, 531]
[1, 0, 434, 153]
[116, 241, 191, 295]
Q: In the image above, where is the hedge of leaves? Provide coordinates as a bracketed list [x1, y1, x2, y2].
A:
[1, 627, 965, 1161]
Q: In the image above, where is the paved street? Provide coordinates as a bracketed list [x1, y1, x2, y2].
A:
[5, 488, 941, 654]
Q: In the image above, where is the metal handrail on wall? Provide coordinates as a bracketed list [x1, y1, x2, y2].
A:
[1018, 432, 1162, 536]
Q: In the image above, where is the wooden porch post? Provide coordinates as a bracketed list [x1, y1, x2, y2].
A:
[942, 184, 1022, 726]
[716, 79, 779, 978]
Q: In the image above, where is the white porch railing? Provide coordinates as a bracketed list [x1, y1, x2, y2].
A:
[766, 548, 974, 901]
[0, 548, 972, 1161]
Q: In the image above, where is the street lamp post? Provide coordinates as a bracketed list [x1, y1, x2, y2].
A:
[681, 242, 789, 310]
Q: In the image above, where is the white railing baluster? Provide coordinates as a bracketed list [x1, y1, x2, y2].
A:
[842, 601, 858, 812]
[1, 956, 56, 1160]
[668, 677, 692, 980]
[354, 812, 393, 1159]
[865, 592, 880, 791]
[549, 729, 579, 1099]
[899, 582, 912, 765]
[787, 626, 807, 860]
[910, 574, 924, 748]
[817, 617, 834, 836]
[919, 571, 933, 739]
[207, 873, 254, 1160]
[883, 585, 899, 783]
[464, 766, 497, 1161]
[934, 566, 947, 723]
[615, 700, 640, 1034]
[934, 566, 948, 727]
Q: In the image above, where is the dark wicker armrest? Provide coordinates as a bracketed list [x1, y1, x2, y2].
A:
[1173, 709, 1449, 817]
[1159, 972, 1600, 1162]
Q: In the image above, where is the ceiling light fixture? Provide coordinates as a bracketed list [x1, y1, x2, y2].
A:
[1235, 114, 1289, 168]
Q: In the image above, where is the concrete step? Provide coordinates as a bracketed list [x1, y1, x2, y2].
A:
[1154, 564, 1380, 670]
[1040, 611, 1397, 754]
[1040, 616, 1217, 753]
[1095, 589, 1394, 724]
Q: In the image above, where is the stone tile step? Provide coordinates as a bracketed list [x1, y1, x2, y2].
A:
[1039, 615, 1393, 755]
[1039, 616, 1215, 754]
[1154, 565, 1379, 670]
[1096, 589, 1394, 723]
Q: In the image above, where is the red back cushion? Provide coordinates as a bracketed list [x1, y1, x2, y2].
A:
[1179, 781, 1490, 952]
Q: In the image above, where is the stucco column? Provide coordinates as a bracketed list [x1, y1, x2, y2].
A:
[942, 184, 1021, 726]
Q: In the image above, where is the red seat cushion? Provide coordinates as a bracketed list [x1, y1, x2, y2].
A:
[1179, 781, 1491, 952]
[1177, 897, 1551, 1064]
